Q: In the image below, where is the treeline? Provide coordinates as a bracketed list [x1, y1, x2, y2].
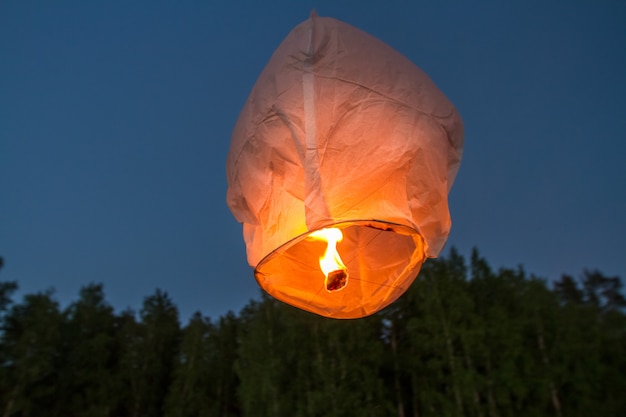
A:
[0, 249, 624, 417]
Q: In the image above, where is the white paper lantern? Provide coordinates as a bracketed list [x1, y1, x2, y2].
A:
[227, 14, 463, 318]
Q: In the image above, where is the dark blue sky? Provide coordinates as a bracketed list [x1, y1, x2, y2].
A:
[1, 1, 625, 322]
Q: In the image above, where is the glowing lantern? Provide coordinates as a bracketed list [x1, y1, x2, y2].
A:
[226, 14, 463, 318]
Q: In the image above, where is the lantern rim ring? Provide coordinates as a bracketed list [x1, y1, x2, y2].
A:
[253, 218, 424, 275]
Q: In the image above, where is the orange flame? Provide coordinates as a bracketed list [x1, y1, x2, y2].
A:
[309, 228, 349, 291]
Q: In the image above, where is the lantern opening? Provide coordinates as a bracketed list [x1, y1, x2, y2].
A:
[253, 220, 426, 319]
[308, 228, 349, 292]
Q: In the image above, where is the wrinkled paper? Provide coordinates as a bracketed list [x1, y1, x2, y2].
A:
[227, 14, 463, 318]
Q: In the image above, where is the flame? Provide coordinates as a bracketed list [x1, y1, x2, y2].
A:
[309, 228, 349, 291]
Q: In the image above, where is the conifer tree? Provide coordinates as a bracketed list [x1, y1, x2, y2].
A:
[212, 311, 241, 416]
[120, 289, 180, 417]
[236, 294, 288, 417]
[165, 312, 218, 417]
[1, 291, 64, 416]
[62, 283, 118, 416]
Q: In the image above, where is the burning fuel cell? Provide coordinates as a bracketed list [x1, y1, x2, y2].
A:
[326, 269, 348, 292]
[308, 228, 349, 292]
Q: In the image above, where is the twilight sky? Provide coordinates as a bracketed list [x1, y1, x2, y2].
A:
[1, 1, 625, 322]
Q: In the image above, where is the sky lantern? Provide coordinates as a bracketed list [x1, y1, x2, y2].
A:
[226, 13, 463, 319]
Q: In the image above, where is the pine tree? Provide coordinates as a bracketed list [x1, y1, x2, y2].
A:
[120, 289, 181, 417]
[236, 294, 288, 417]
[414, 249, 474, 417]
[165, 312, 218, 417]
[1, 291, 64, 416]
[212, 311, 241, 416]
[62, 283, 118, 416]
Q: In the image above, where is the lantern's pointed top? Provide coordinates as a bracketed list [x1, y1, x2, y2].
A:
[310, 9, 318, 20]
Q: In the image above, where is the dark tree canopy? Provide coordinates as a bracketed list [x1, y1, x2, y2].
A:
[0, 250, 624, 417]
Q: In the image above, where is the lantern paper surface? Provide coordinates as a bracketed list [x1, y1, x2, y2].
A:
[227, 14, 463, 319]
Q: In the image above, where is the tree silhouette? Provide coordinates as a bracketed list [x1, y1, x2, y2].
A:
[0, 250, 623, 416]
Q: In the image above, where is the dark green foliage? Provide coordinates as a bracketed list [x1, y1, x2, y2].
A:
[236, 294, 390, 417]
[164, 311, 240, 417]
[164, 312, 217, 417]
[122, 289, 181, 417]
[1, 290, 64, 416]
[0, 250, 623, 416]
[62, 283, 119, 416]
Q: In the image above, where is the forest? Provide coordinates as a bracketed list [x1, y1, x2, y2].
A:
[0, 249, 624, 417]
